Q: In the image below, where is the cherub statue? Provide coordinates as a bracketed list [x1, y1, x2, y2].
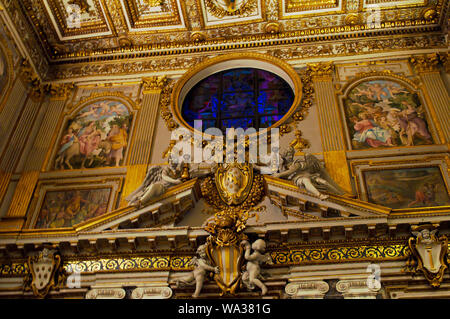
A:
[272, 147, 346, 200]
[412, 228, 438, 246]
[241, 239, 272, 296]
[126, 155, 183, 207]
[176, 244, 219, 298]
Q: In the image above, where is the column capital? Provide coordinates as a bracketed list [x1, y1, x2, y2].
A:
[410, 53, 440, 73]
[47, 83, 74, 101]
[441, 52, 450, 74]
[307, 62, 334, 80]
[19, 59, 39, 85]
[142, 76, 168, 94]
[19, 59, 46, 102]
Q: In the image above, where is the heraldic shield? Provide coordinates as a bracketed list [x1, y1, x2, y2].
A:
[28, 248, 62, 298]
[206, 237, 245, 295]
[408, 228, 449, 288]
[215, 163, 253, 206]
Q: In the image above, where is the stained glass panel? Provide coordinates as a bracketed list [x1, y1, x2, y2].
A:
[181, 68, 294, 133]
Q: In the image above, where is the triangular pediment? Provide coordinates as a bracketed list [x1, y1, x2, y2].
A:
[74, 175, 392, 233]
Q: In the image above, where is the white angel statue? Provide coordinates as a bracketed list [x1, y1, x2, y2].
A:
[241, 239, 272, 296]
[176, 244, 219, 298]
[126, 156, 183, 207]
[273, 147, 346, 200]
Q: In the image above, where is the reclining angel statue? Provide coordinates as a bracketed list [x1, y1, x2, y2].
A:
[126, 155, 184, 207]
[126, 155, 216, 207]
[272, 147, 346, 200]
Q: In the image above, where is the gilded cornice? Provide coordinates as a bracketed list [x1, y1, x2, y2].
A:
[410, 53, 440, 73]
[50, 34, 446, 81]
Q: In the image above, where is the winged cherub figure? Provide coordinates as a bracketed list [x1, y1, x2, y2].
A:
[176, 244, 219, 298]
[126, 155, 183, 207]
[273, 147, 346, 200]
[241, 239, 272, 295]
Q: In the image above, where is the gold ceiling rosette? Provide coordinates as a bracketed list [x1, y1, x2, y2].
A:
[205, 0, 257, 18]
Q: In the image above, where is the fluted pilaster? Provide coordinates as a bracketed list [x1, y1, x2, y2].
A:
[411, 53, 450, 143]
[308, 62, 352, 193]
[120, 76, 167, 206]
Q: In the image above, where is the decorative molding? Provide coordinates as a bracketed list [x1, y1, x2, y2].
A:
[271, 244, 409, 265]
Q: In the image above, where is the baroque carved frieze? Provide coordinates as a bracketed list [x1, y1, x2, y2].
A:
[48, 34, 446, 80]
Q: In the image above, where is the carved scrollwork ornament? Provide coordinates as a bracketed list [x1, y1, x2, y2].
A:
[24, 248, 67, 298]
[404, 225, 449, 288]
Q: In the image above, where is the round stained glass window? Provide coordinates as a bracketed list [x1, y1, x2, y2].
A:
[181, 68, 295, 133]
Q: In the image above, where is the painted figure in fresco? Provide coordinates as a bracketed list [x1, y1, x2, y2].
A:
[126, 156, 183, 207]
[54, 101, 131, 170]
[106, 123, 128, 166]
[364, 167, 449, 209]
[351, 113, 394, 148]
[399, 101, 432, 146]
[241, 239, 272, 296]
[36, 189, 111, 229]
[408, 183, 438, 207]
[345, 80, 433, 149]
[273, 147, 346, 200]
[175, 244, 219, 298]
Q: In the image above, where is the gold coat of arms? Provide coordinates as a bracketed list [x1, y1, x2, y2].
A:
[406, 227, 449, 288]
[215, 163, 253, 205]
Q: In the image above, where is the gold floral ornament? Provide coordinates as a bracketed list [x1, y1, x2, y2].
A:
[289, 130, 310, 153]
[159, 80, 179, 131]
[205, 0, 257, 18]
[404, 225, 449, 288]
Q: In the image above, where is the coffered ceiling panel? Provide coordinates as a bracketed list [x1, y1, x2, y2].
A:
[120, 0, 186, 32]
[281, 0, 342, 18]
[42, 0, 113, 40]
[5, 0, 446, 77]
[199, 0, 264, 27]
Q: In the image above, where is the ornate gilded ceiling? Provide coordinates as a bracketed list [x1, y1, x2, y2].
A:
[1, 0, 447, 78]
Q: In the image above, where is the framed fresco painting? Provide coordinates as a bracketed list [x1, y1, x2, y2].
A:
[351, 158, 450, 210]
[52, 97, 135, 170]
[340, 76, 435, 150]
[26, 177, 122, 230]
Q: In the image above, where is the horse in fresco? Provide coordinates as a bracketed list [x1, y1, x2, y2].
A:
[54, 139, 112, 170]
